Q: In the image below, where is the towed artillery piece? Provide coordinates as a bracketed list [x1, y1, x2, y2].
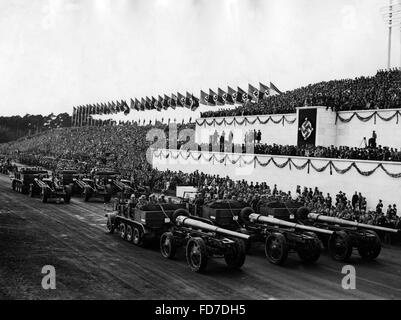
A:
[186, 199, 332, 265]
[160, 209, 249, 273]
[29, 176, 72, 203]
[11, 168, 48, 194]
[75, 170, 118, 202]
[56, 169, 81, 195]
[105, 201, 187, 246]
[295, 207, 400, 261]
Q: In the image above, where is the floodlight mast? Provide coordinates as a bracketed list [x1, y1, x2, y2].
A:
[389, 0, 393, 69]
[381, 0, 401, 69]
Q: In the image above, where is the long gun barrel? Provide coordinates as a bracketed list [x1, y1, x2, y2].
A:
[175, 216, 250, 240]
[249, 213, 334, 236]
[308, 213, 399, 234]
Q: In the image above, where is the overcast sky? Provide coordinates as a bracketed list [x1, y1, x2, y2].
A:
[0, 0, 399, 117]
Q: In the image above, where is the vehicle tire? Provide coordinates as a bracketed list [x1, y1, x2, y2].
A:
[126, 224, 133, 242]
[239, 207, 254, 223]
[29, 185, 35, 198]
[42, 190, 48, 203]
[357, 230, 381, 261]
[224, 238, 246, 269]
[297, 232, 321, 264]
[328, 231, 353, 261]
[119, 223, 127, 239]
[132, 226, 143, 246]
[106, 217, 115, 234]
[64, 193, 71, 204]
[84, 187, 91, 202]
[265, 233, 289, 265]
[160, 232, 177, 259]
[186, 237, 208, 273]
[171, 209, 190, 225]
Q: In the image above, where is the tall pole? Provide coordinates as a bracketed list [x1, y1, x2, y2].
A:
[388, 0, 393, 70]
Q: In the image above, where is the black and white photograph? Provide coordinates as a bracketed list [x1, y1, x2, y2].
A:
[0, 0, 401, 307]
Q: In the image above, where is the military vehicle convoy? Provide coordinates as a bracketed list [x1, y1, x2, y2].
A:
[74, 170, 117, 202]
[29, 177, 72, 203]
[161, 209, 249, 272]
[11, 168, 49, 194]
[186, 199, 332, 265]
[105, 200, 249, 272]
[11, 167, 72, 203]
[295, 207, 399, 261]
[105, 200, 187, 246]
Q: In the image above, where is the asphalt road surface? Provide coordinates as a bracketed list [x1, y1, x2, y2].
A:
[0, 174, 400, 300]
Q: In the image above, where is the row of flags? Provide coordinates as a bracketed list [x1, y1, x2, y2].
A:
[72, 82, 282, 119]
[200, 82, 281, 106]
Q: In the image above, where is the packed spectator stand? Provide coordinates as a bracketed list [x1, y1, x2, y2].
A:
[201, 69, 401, 118]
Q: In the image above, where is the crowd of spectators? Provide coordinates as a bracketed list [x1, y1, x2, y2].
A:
[201, 69, 401, 118]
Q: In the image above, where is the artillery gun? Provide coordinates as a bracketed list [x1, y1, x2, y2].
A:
[29, 176, 72, 203]
[55, 169, 81, 195]
[11, 167, 48, 194]
[295, 207, 399, 261]
[105, 201, 187, 246]
[186, 199, 333, 265]
[75, 170, 117, 202]
[160, 209, 249, 273]
[112, 179, 136, 199]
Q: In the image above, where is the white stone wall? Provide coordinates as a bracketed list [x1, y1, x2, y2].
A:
[195, 108, 401, 149]
[195, 114, 297, 146]
[336, 109, 401, 149]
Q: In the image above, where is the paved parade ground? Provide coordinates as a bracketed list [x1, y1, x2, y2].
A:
[0, 174, 400, 300]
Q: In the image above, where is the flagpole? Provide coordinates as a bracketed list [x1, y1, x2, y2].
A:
[388, 0, 393, 69]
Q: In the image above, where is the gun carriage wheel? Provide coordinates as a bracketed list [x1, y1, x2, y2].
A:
[41, 189, 48, 203]
[328, 231, 353, 261]
[160, 232, 177, 259]
[357, 230, 381, 261]
[297, 232, 321, 264]
[224, 238, 246, 269]
[29, 185, 34, 198]
[126, 225, 133, 242]
[265, 233, 289, 265]
[119, 222, 127, 239]
[132, 226, 144, 246]
[186, 237, 208, 273]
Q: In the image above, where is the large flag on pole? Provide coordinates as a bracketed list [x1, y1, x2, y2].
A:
[270, 82, 283, 95]
[151, 96, 158, 110]
[248, 84, 259, 102]
[200, 90, 210, 105]
[145, 97, 152, 110]
[177, 92, 186, 107]
[259, 82, 270, 100]
[122, 100, 130, 115]
[134, 98, 140, 111]
[171, 94, 178, 109]
[236, 87, 248, 104]
[163, 94, 170, 110]
[190, 93, 200, 111]
[141, 98, 146, 111]
[217, 88, 227, 106]
[157, 96, 164, 111]
[208, 89, 218, 106]
[226, 86, 236, 105]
